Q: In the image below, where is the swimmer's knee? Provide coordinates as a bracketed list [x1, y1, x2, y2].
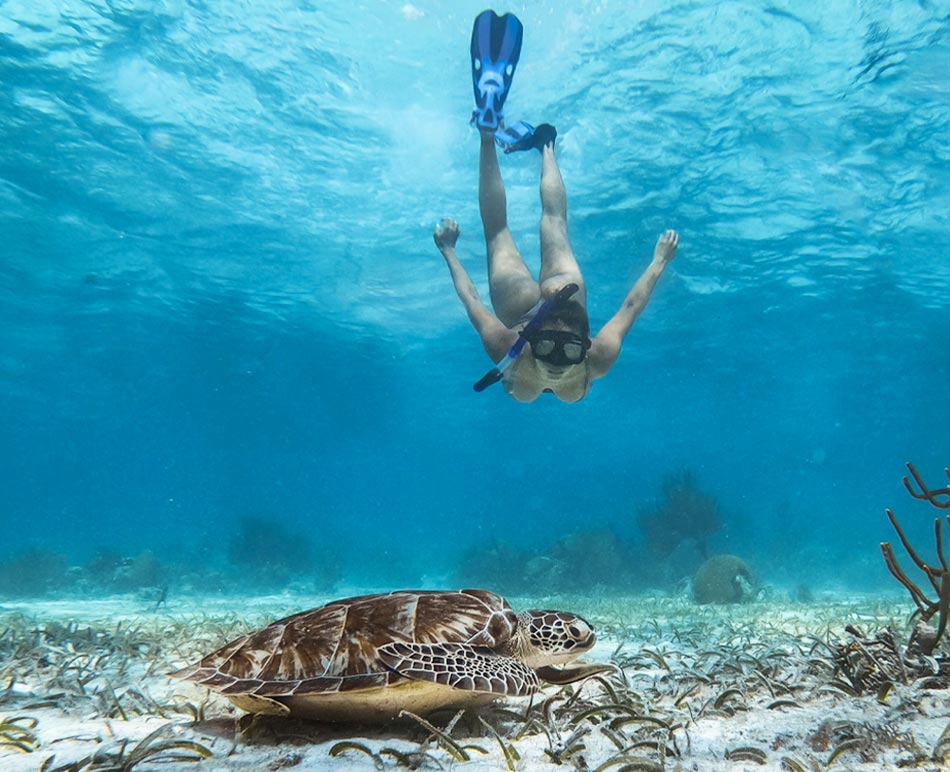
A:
[540, 272, 583, 297]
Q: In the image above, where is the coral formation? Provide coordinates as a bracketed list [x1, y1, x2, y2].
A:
[692, 554, 754, 604]
[458, 471, 729, 595]
[0, 548, 68, 596]
[880, 462, 950, 652]
[227, 514, 338, 590]
[529, 530, 631, 590]
[824, 462, 950, 702]
[454, 539, 529, 594]
[830, 624, 949, 695]
[455, 530, 635, 594]
[84, 548, 167, 592]
[0, 547, 173, 598]
[0, 520, 339, 598]
[637, 469, 720, 560]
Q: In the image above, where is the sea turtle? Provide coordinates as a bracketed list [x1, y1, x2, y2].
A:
[170, 589, 607, 722]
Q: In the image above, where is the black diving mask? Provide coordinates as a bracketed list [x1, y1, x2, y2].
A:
[527, 330, 591, 366]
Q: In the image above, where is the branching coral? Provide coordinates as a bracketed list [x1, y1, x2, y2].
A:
[880, 462, 950, 651]
[637, 469, 720, 559]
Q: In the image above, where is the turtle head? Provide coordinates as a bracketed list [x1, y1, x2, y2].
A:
[515, 610, 596, 668]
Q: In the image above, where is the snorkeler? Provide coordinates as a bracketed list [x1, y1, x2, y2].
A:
[434, 10, 678, 402]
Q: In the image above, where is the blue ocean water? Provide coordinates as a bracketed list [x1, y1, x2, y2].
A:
[0, 0, 947, 593]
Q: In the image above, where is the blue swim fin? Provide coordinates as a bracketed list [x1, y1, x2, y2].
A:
[470, 10, 523, 131]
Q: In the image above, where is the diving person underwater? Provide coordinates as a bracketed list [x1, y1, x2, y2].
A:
[435, 9, 678, 403]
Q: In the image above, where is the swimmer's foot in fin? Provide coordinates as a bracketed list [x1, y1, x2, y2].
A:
[495, 122, 557, 154]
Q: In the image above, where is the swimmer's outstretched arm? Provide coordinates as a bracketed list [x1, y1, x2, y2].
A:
[589, 229, 678, 379]
[434, 218, 519, 362]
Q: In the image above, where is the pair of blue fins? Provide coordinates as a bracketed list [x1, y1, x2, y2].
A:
[470, 9, 556, 153]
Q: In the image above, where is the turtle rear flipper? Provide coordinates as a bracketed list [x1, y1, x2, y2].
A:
[378, 642, 540, 696]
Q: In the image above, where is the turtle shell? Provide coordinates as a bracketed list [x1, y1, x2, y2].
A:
[170, 589, 529, 721]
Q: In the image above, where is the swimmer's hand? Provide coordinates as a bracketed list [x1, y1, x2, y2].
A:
[434, 217, 460, 253]
[654, 229, 678, 263]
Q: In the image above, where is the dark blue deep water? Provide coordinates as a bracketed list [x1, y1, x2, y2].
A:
[1, 1, 948, 595]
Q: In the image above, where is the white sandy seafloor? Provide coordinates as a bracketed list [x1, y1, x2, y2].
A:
[1, 591, 949, 772]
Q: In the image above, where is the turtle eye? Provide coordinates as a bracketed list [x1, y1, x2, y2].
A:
[568, 624, 583, 639]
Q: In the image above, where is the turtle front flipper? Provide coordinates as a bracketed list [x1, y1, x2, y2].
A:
[535, 662, 616, 685]
[378, 642, 540, 697]
[227, 693, 292, 716]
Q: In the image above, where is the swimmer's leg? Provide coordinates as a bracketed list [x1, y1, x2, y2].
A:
[479, 130, 540, 326]
[537, 140, 585, 303]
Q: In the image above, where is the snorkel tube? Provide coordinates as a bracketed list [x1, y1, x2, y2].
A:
[473, 283, 579, 392]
